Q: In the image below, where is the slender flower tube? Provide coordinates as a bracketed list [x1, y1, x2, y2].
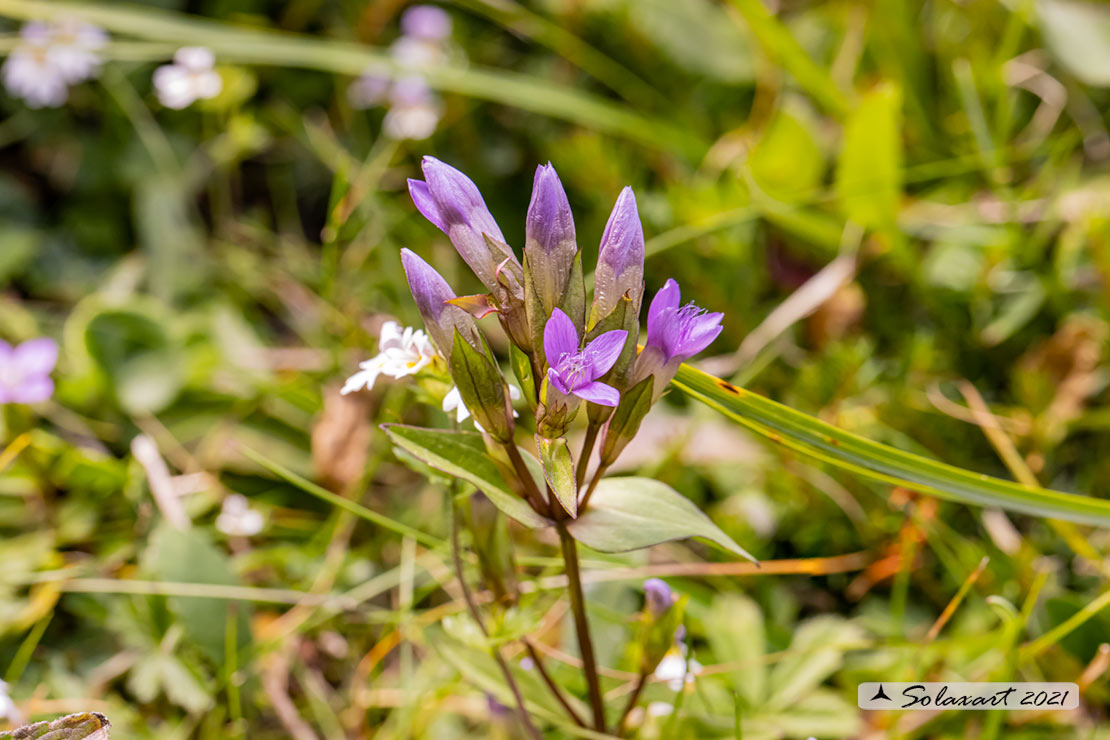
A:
[590, 187, 644, 327]
[634, 279, 723, 398]
[543, 308, 626, 408]
[408, 157, 518, 295]
[524, 163, 577, 313]
[400, 248, 481, 360]
[0, 337, 58, 403]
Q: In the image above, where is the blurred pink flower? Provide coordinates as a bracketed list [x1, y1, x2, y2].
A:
[0, 337, 58, 404]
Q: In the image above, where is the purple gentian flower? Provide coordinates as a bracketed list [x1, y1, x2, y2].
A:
[0, 337, 58, 404]
[544, 308, 626, 407]
[400, 248, 480, 360]
[591, 186, 645, 325]
[525, 162, 576, 312]
[644, 578, 674, 616]
[634, 279, 723, 398]
[408, 157, 517, 295]
[401, 5, 452, 42]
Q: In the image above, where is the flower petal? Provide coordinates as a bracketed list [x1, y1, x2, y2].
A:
[9, 376, 52, 403]
[408, 178, 447, 232]
[547, 367, 571, 396]
[572, 380, 620, 406]
[582, 329, 627, 379]
[647, 279, 681, 342]
[543, 308, 579, 368]
[420, 156, 505, 243]
[13, 337, 58, 375]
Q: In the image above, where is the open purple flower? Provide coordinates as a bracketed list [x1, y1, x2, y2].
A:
[544, 308, 626, 407]
[634, 279, 723, 398]
[645, 279, 723, 365]
[0, 337, 58, 404]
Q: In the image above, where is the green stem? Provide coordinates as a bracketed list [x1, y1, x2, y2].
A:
[558, 524, 606, 732]
[505, 441, 551, 517]
[451, 501, 543, 740]
[524, 639, 587, 728]
[615, 671, 649, 737]
[579, 463, 608, 512]
[576, 423, 599, 489]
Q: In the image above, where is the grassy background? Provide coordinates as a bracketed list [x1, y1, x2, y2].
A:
[3, 0, 1110, 737]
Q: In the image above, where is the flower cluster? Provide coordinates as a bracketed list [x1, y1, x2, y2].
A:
[348, 5, 453, 140]
[1, 20, 106, 108]
[153, 47, 222, 109]
[376, 155, 722, 519]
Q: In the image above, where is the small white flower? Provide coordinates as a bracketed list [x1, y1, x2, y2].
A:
[215, 494, 264, 537]
[653, 646, 700, 691]
[389, 35, 447, 70]
[646, 701, 673, 717]
[382, 76, 442, 140]
[342, 321, 439, 395]
[153, 47, 222, 109]
[442, 384, 521, 432]
[1, 19, 106, 108]
[0, 679, 18, 722]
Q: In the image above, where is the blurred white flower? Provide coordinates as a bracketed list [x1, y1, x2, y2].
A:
[347, 67, 391, 108]
[442, 383, 520, 431]
[389, 35, 446, 70]
[2, 19, 106, 108]
[382, 76, 442, 140]
[342, 321, 439, 395]
[653, 646, 700, 691]
[153, 47, 222, 109]
[0, 679, 17, 722]
[646, 701, 673, 717]
[216, 494, 263, 537]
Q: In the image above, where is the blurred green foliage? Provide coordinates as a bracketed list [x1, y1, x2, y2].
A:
[2, 0, 1110, 737]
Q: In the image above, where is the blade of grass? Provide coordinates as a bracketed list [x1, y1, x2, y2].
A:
[241, 445, 445, 550]
[0, 0, 701, 157]
[672, 363, 1110, 526]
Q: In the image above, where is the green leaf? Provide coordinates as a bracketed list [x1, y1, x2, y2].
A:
[705, 593, 766, 706]
[835, 83, 902, 232]
[450, 331, 513, 443]
[143, 523, 251, 667]
[508, 343, 537, 412]
[1039, 0, 1110, 87]
[536, 435, 577, 518]
[748, 104, 825, 203]
[726, 0, 849, 117]
[766, 616, 865, 710]
[568, 477, 755, 560]
[598, 375, 654, 467]
[631, 0, 754, 83]
[671, 363, 1110, 526]
[382, 425, 550, 529]
[83, 305, 183, 415]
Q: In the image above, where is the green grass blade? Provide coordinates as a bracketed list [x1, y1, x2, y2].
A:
[672, 363, 1110, 526]
[0, 0, 701, 157]
[241, 446, 446, 550]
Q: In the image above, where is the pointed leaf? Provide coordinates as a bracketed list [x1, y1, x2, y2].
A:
[706, 593, 766, 706]
[383, 425, 550, 529]
[568, 477, 755, 560]
[449, 330, 513, 443]
[835, 83, 902, 232]
[536, 435, 577, 518]
[672, 362, 1110, 526]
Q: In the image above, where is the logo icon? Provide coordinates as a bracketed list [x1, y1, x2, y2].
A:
[870, 684, 892, 702]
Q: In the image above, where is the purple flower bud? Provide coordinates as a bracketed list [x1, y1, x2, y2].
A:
[401, 5, 452, 42]
[644, 578, 674, 616]
[408, 157, 516, 294]
[591, 187, 644, 325]
[543, 308, 625, 407]
[0, 337, 58, 404]
[400, 248, 480, 360]
[634, 279, 723, 398]
[525, 162, 577, 312]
